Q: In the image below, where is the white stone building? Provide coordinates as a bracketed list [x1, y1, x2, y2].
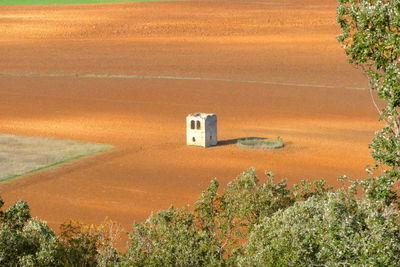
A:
[186, 113, 217, 147]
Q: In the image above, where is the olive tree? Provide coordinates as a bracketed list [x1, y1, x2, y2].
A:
[242, 191, 400, 266]
[337, 0, 400, 204]
[0, 198, 62, 266]
[124, 169, 331, 266]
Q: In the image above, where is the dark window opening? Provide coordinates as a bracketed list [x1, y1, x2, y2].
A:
[210, 135, 212, 140]
[191, 120, 195, 129]
[196, 121, 201, 129]
[192, 137, 196, 142]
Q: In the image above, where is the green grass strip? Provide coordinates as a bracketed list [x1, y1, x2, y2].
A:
[0, 72, 368, 91]
[0, 0, 169, 6]
[0, 134, 115, 183]
[237, 137, 284, 150]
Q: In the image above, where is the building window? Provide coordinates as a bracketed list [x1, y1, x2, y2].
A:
[191, 120, 195, 129]
[196, 121, 201, 129]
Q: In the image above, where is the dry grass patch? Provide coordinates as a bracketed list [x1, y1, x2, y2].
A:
[0, 134, 114, 182]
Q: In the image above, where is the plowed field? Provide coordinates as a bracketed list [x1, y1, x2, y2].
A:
[0, 0, 379, 246]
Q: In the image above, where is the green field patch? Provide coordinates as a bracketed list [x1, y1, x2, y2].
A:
[237, 137, 284, 150]
[0, 134, 114, 182]
[0, 0, 167, 6]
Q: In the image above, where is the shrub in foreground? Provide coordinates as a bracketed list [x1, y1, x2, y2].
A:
[242, 191, 400, 266]
[0, 169, 400, 266]
[123, 168, 314, 265]
[0, 198, 121, 266]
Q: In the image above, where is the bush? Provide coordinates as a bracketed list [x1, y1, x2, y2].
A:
[242, 191, 400, 266]
[123, 206, 222, 266]
[123, 168, 332, 265]
[0, 169, 399, 266]
[0, 199, 62, 266]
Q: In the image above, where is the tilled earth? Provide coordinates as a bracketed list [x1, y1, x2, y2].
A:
[0, 0, 378, 248]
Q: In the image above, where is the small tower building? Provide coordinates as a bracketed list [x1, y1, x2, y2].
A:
[186, 113, 217, 147]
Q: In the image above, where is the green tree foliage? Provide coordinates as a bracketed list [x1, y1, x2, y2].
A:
[337, 0, 400, 204]
[124, 206, 222, 266]
[0, 197, 121, 266]
[0, 199, 62, 266]
[0, 168, 399, 265]
[242, 191, 400, 266]
[192, 169, 295, 264]
[123, 168, 331, 266]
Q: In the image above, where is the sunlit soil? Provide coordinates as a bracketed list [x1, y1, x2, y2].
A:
[0, 0, 379, 249]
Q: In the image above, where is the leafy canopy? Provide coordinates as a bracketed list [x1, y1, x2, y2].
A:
[338, 0, 400, 204]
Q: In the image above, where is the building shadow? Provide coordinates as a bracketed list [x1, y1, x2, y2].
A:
[217, 137, 267, 146]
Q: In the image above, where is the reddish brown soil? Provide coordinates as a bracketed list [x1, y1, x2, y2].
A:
[0, 0, 380, 248]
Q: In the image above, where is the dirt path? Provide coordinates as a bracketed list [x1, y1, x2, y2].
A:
[0, 0, 379, 248]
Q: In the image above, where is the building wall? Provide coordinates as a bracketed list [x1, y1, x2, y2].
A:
[186, 116, 205, 147]
[205, 115, 217, 147]
[186, 114, 217, 147]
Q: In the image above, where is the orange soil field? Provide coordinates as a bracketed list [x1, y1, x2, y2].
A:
[0, 0, 380, 245]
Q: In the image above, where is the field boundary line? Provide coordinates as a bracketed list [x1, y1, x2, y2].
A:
[0, 72, 368, 90]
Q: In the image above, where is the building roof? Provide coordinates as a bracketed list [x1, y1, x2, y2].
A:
[187, 113, 216, 119]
